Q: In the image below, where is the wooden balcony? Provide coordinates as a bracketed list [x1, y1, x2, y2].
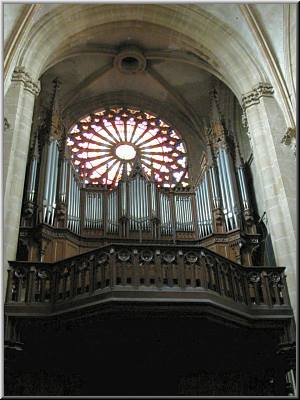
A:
[5, 243, 293, 327]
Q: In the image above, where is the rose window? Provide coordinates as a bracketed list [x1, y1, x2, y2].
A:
[67, 107, 189, 187]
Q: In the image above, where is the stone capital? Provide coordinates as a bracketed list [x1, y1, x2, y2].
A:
[11, 66, 40, 96]
[242, 82, 274, 109]
[281, 127, 296, 157]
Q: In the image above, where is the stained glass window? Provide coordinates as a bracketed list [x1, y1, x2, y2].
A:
[67, 107, 189, 188]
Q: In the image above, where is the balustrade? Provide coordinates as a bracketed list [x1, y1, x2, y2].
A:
[6, 245, 291, 314]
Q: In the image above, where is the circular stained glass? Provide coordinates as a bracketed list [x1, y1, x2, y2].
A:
[67, 107, 189, 187]
[115, 144, 136, 160]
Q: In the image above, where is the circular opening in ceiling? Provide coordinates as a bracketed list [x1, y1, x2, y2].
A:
[121, 56, 139, 70]
[115, 144, 136, 160]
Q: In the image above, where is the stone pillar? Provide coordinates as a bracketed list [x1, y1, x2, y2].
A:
[242, 83, 296, 313]
[4, 66, 40, 291]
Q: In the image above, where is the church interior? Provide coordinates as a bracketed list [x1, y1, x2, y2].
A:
[3, 3, 297, 396]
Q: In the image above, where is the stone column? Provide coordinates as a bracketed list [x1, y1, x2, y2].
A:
[3, 66, 40, 291]
[242, 83, 296, 313]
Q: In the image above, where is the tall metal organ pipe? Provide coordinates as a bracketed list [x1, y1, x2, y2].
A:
[42, 142, 53, 222]
[67, 165, 81, 234]
[128, 175, 149, 231]
[26, 156, 38, 202]
[204, 172, 213, 232]
[107, 190, 118, 233]
[195, 174, 213, 238]
[160, 193, 171, 235]
[209, 166, 220, 209]
[50, 147, 59, 225]
[216, 152, 229, 231]
[43, 140, 59, 225]
[222, 149, 239, 228]
[59, 159, 68, 203]
[150, 182, 157, 217]
[237, 167, 249, 210]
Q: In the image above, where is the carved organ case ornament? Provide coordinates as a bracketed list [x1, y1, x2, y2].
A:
[20, 100, 260, 266]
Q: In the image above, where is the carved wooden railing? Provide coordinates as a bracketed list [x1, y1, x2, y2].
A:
[5, 244, 292, 318]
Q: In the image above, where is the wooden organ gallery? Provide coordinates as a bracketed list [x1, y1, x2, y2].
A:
[6, 86, 295, 396]
[20, 99, 259, 267]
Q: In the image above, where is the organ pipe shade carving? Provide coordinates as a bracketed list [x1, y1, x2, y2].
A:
[43, 140, 59, 225]
[67, 107, 189, 188]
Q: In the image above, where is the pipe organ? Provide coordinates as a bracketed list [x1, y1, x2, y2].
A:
[19, 95, 260, 266]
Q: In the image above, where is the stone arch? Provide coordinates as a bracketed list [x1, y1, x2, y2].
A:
[13, 4, 268, 101]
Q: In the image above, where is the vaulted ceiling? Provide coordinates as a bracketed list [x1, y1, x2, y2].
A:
[4, 3, 296, 179]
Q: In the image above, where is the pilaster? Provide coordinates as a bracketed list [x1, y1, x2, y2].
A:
[242, 82, 296, 313]
[4, 66, 40, 293]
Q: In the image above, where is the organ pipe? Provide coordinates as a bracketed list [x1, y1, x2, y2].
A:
[26, 156, 38, 202]
[128, 175, 150, 231]
[221, 149, 235, 228]
[67, 165, 81, 234]
[216, 152, 229, 231]
[59, 159, 68, 203]
[237, 167, 249, 210]
[204, 172, 213, 232]
[150, 182, 157, 217]
[43, 140, 59, 225]
[107, 190, 118, 233]
[160, 193, 171, 235]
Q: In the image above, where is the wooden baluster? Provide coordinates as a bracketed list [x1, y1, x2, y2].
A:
[39, 276, 45, 302]
[109, 248, 116, 288]
[213, 260, 221, 295]
[144, 263, 149, 287]
[167, 263, 173, 287]
[261, 271, 272, 306]
[63, 272, 68, 298]
[253, 274, 261, 305]
[228, 266, 238, 301]
[70, 263, 76, 298]
[132, 249, 139, 288]
[50, 270, 59, 304]
[242, 272, 251, 305]
[177, 251, 185, 289]
[272, 274, 281, 305]
[5, 267, 14, 303]
[217, 263, 226, 297]
[40, 275, 47, 302]
[199, 257, 208, 290]
[155, 250, 162, 288]
[26, 266, 36, 303]
[280, 272, 291, 305]
[89, 255, 96, 294]
[191, 262, 196, 288]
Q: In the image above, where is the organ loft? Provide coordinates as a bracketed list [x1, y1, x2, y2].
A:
[4, 4, 296, 397]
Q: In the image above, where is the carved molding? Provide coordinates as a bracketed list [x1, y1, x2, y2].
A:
[4, 117, 10, 130]
[281, 127, 296, 157]
[11, 66, 40, 96]
[241, 82, 274, 109]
